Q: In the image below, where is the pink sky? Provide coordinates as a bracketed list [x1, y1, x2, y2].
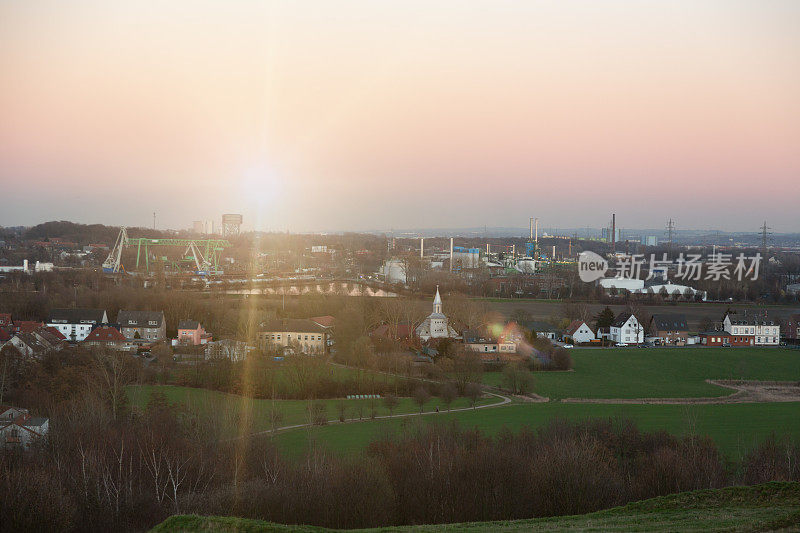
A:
[1, 1, 799, 232]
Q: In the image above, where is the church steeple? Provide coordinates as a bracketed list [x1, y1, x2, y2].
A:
[433, 285, 442, 314]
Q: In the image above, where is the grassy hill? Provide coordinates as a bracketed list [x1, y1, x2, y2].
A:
[485, 347, 800, 399]
[151, 481, 800, 532]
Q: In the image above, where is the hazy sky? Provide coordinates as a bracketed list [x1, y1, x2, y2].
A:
[1, 1, 798, 233]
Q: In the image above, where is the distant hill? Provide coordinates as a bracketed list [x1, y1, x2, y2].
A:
[22, 221, 172, 245]
[151, 481, 800, 532]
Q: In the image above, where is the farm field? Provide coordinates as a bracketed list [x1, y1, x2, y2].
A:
[484, 347, 800, 399]
[152, 482, 800, 532]
[273, 401, 800, 459]
[126, 385, 499, 432]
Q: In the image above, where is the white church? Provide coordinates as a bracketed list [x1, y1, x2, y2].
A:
[415, 286, 459, 341]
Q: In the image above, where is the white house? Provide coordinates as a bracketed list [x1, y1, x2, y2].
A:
[564, 320, 595, 344]
[46, 308, 108, 342]
[609, 312, 644, 344]
[723, 313, 780, 346]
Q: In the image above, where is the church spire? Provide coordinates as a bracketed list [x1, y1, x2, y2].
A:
[433, 285, 442, 314]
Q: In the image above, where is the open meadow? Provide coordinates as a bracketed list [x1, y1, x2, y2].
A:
[132, 346, 800, 460]
[272, 401, 800, 459]
[127, 384, 499, 432]
[483, 346, 800, 399]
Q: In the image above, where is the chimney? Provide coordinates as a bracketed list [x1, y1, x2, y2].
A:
[420, 237, 424, 258]
[612, 213, 616, 252]
[449, 237, 454, 272]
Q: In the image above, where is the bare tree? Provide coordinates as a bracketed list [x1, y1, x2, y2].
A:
[412, 386, 431, 413]
[465, 382, 482, 409]
[383, 394, 399, 416]
[438, 382, 457, 411]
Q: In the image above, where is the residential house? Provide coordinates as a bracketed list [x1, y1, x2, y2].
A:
[723, 313, 779, 346]
[82, 325, 131, 351]
[462, 326, 518, 356]
[117, 310, 166, 343]
[650, 314, 689, 345]
[0, 313, 11, 328]
[369, 322, 415, 341]
[609, 312, 644, 344]
[526, 321, 559, 341]
[258, 318, 328, 355]
[12, 320, 45, 334]
[176, 320, 212, 346]
[47, 308, 108, 342]
[0, 406, 49, 448]
[563, 320, 595, 344]
[3, 326, 65, 358]
[787, 314, 800, 341]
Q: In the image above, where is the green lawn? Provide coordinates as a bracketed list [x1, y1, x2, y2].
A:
[152, 482, 800, 532]
[274, 401, 800, 459]
[483, 347, 800, 399]
[126, 385, 499, 433]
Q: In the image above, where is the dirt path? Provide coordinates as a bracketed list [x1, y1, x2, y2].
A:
[560, 380, 800, 405]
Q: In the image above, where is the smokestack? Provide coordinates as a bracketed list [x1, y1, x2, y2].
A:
[553, 245, 556, 259]
[486, 243, 490, 254]
[420, 237, 424, 258]
[612, 213, 616, 252]
[449, 237, 454, 272]
[535, 218, 539, 243]
[529, 218, 534, 240]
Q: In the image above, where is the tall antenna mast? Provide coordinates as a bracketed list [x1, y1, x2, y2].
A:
[760, 221, 771, 256]
[666, 218, 675, 255]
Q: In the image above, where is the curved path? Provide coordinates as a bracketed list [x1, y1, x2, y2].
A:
[243, 390, 513, 440]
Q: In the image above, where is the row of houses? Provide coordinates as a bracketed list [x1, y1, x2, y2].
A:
[557, 311, 785, 347]
[699, 313, 782, 346]
[0, 405, 48, 449]
[0, 309, 216, 357]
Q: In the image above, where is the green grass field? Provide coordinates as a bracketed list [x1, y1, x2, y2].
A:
[127, 385, 499, 432]
[273, 401, 800, 459]
[151, 482, 800, 532]
[483, 347, 800, 399]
